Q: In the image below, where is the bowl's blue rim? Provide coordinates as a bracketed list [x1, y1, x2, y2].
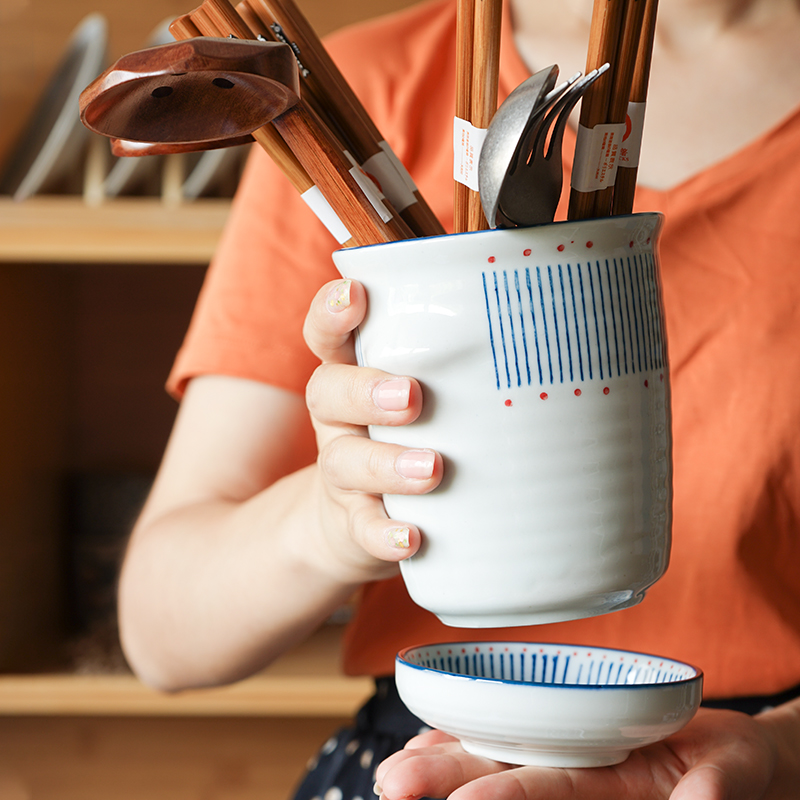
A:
[396, 640, 704, 691]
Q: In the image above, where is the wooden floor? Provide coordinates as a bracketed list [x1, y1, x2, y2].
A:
[0, 714, 352, 800]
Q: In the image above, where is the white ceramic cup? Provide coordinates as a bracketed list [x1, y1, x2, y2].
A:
[333, 213, 672, 628]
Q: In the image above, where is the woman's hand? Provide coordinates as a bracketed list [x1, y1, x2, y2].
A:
[302, 278, 443, 581]
[375, 702, 800, 800]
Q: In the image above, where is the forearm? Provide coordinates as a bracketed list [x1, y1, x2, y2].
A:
[118, 462, 367, 691]
[757, 697, 800, 799]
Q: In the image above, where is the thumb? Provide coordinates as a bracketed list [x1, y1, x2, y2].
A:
[303, 279, 366, 364]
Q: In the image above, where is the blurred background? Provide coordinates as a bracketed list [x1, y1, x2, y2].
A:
[0, 0, 415, 796]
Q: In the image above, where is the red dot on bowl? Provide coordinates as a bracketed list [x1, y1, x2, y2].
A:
[488, 256, 496, 263]
[644, 379, 649, 388]
[586, 241, 594, 248]
[603, 386, 610, 395]
[540, 392, 548, 400]
[557, 244, 565, 252]
[629, 241, 634, 248]
[504, 399, 512, 407]
[523, 248, 532, 256]
[574, 388, 582, 397]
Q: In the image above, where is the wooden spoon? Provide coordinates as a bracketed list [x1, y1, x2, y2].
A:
[80, 38, 300, 144]
[80, 37, 412, 245]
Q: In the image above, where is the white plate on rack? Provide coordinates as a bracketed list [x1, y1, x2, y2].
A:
[182, 144, 249, 200]
[102, 17, 175, 198]
[0, 13, 107, 200]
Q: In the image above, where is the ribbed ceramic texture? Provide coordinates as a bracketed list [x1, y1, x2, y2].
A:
[334, 214, 672, 627]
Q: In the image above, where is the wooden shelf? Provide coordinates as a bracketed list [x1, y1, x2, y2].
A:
[0, 196, 230, 264]
[0, 625, 373, 718]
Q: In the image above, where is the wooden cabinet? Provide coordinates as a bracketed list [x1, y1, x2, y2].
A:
[0, 0, 417, 794]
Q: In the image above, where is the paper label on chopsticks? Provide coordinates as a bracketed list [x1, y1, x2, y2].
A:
[379, 141, 418, 193]
[617, 102, 646, 169]
[362, 148, 417, 212]
[453, 116, 487, 192]
[345, 150, 394, 223]
[571, 122, 627, 193]
[301, 186, 352, 244]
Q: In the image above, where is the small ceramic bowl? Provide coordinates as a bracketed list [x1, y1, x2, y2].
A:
[396, 641, 702, 768]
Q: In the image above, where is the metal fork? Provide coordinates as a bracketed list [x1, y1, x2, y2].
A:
[495, 64, 609, 229]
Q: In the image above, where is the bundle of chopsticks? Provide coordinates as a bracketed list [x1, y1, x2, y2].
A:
[453, 0, 658, 231]
[98, 0, 657, 245]
[567, 0, 659, 220]
[165, 0, 446, 248]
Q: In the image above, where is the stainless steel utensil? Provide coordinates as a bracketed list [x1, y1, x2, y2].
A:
[495, 64, 608, 228]
[477, 65, 559, 229]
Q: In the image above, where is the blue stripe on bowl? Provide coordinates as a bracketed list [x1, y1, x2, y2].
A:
[401, 643, 700, 689]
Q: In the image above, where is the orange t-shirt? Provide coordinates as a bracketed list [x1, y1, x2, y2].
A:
[168, 0, 800, 699]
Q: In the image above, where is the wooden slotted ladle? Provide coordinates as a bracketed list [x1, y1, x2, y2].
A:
[81, 37, 300, 145]
[80, 36, 413, 246]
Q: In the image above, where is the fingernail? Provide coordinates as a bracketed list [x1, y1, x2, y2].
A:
[396, 450, 435, 480]
[386, 527, 411, 549]
[326, 280, 351, 312]
[374, 378, 411, 411]
[373, 783, 382, 797]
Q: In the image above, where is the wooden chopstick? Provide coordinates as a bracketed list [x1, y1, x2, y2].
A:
[178, 0, 415, 246]
[170, 14, 203, 38]
[453, 0, 475, 233]
[467, 0, 502, 232]
[239, 0, 444, 238]
[591, 0, 647, 217]
[567, 0, 627, 221]
[611, 0, 658, 215]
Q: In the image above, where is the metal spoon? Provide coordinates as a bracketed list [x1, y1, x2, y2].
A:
[478, 65, 559, 229]
[495, 64, 609, 228]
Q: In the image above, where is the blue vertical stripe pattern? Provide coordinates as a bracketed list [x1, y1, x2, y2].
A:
[481, 254, 665, 389]
[405, 643, 696, 686]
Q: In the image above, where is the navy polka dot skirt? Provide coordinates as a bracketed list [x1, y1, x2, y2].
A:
[290, 677, 434, 800]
